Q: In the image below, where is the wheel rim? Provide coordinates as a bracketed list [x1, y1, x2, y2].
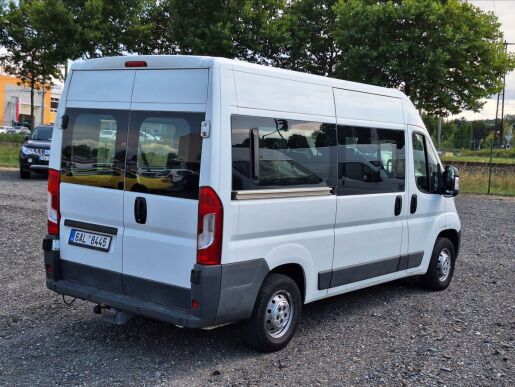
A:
[437, 248, 452, 282]
[265, 290, 293, 339]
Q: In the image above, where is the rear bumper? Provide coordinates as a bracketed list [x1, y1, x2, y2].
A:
[43, 235, 269, 328]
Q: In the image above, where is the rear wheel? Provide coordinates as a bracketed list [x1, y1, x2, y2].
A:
[243, 273, 301, 352]
[421, 237, 456, 291]
[19, 168, 31, 179]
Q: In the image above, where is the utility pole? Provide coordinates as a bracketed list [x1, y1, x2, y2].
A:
[502, 40, 515, 146]
[437, 117, 442, 148]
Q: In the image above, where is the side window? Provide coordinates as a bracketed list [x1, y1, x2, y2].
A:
[337, 125, 405, 195]
[412, 133, 440, 194]
[126, 111, 204, 199]
[61, 109, 128, 189]
[231, 115, 337, 190]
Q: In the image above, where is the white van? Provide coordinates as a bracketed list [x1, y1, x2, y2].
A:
[43, 56, 461, 352]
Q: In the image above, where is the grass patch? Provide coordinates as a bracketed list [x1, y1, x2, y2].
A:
[441, 148, 515, 164]
[0, 143, 20, 167]
[0, 133, 26, 144]
[459, 170, 515, 196]
[441, 155, 515, 164]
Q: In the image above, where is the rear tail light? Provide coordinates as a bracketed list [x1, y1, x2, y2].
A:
[47, 169, 60, 235]
[197, 187, 223, 265]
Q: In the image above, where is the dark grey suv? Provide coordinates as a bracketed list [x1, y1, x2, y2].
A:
[19, 125, 53, 179]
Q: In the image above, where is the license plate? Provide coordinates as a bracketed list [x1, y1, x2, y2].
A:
[40, 155, 49, 161]
[68, 229, 112, 252]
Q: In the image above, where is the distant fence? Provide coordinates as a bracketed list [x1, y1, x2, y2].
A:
[449, 161, 515, 175]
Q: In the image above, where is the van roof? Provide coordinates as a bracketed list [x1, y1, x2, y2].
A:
[71, 55, 406, 99]
[70, 55, 424, 128]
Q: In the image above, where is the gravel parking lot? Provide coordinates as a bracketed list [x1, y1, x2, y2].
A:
[0, 168, 513, 386]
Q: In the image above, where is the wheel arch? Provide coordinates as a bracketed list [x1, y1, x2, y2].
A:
[437, 228, 461, 258]
[270, 263, 306, 303]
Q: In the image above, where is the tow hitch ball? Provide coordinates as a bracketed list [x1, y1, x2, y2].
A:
[93, 304, 133, 325]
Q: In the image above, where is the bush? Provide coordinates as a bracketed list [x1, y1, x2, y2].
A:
[0, 133, 27, 144]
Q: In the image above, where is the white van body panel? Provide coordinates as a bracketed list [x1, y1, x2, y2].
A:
[67, 70, 135, 102]
[60, 184, 125, 272]
[233, 71, 335, 117]
[122, 194, 198, 287]
[132, 69, 209, 105]
[333, 88, 404, 124]
[235, 195, 337, 302]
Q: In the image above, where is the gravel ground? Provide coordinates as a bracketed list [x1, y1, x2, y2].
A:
[0, 167, 513, 386]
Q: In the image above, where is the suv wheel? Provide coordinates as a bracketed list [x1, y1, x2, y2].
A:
[421, 237, 456, 291]
[20, 169, 31, 179]
[243, 273, 301, 352]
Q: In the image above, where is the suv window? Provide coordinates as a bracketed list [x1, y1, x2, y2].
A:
[61, 109, 128, 189]
[412, 133, 440, 193]
[231, 115, 337, 190]
[125, 111, 204, 199]
[337, 125, 405, 195]
[31, 126, 53, 141]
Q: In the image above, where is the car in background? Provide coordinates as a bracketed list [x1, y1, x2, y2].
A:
[0, 125, 15, 134]
[19, 125, 54, 179]
[13, 126, 31, 134]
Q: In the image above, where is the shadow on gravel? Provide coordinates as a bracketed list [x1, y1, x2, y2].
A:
[48, 278, 428, 370]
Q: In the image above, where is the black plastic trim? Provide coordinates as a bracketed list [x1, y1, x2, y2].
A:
[318, 270, 332, 290]
[318, 251, 425, 290]
[47, 279, 194, 327]
[61, 259, 123, 293]
[64, 219, 118, 235]
[124, 274, 190, 310]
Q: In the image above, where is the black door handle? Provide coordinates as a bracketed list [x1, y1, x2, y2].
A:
[410, 194, 417, 214]
[134, 197, 147, 224]
[394, 195, 402, 216]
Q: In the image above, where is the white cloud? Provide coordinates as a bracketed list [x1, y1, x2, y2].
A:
[455, 0, 515, 120]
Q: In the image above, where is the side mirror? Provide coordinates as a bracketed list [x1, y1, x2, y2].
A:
[442, 165, 459, 197]
[24, 135, 29, 142]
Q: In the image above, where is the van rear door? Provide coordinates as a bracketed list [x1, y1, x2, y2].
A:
[58, 70, 134, 292]
[121, 69, 208, 308]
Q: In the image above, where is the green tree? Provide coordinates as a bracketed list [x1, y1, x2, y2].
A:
[274, 0, 340, 76]
[0, 0, 69, 129]
[137, 0, 285, 63]
[57, 0, 153, 59]
[333, 0, 515, 116]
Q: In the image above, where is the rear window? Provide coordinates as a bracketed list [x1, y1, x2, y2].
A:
[61, 109, 127, 189]
[61, 109, 204, 198]
[125, 111, 204, 199]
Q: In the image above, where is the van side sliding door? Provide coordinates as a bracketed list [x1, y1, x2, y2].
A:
[327, 89, 409, 293]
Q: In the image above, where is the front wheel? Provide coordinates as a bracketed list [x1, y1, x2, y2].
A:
[242, 273, 301, 352]
[19, 168, 31, 179]
[421, 237, 456, 291]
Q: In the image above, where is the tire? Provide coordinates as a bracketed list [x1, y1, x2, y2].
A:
[421, 237, 456, 291]
[242, 273, 302, 352]
[20, 169, 31, 179]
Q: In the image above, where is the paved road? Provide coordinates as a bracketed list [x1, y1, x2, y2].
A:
[0, 168, 513, 386]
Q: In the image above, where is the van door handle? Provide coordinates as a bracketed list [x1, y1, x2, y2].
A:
[134, 197, 147, 224]
[410, 194, 418, 214]
[394, 195, 402, 216]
